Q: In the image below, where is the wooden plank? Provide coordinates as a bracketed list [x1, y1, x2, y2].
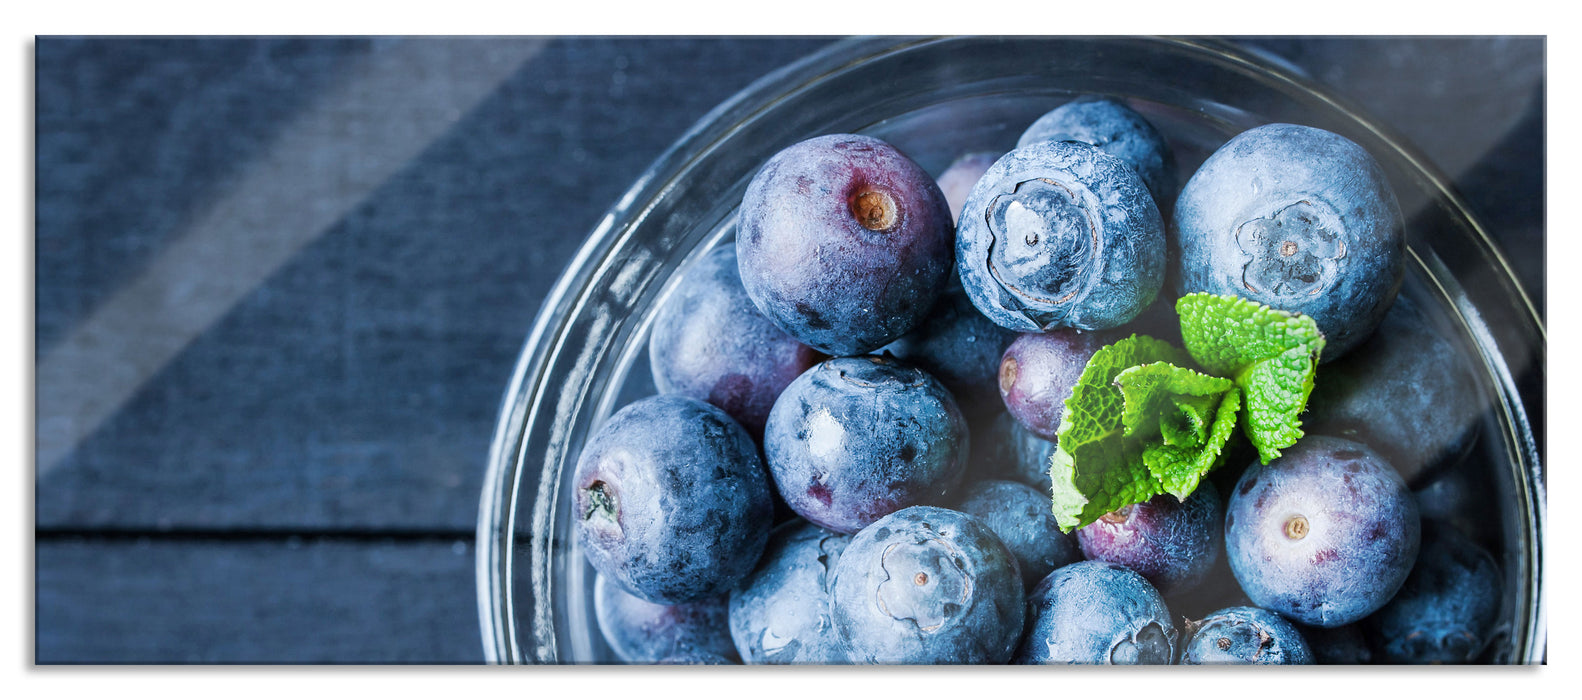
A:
[36, 536, 484, 664]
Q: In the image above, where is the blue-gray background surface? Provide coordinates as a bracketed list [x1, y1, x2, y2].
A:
[33, 36, 1544, 663]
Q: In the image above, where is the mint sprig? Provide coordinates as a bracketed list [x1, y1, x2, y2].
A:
[1045, 293, 1326, 532]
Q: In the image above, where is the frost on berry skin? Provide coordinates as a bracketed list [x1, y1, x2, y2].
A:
[829, 507, 1025, 664]
[1172, 123, 1404, 361]
[594, 574, 737, 664]
[727, 521, 853, 665]
[1017, 96, 1178, 213]
[1305, 295, 1484, 484]
[737, 133, 955, 356]
[1014, 561, 1178, 665]
[878, 283, 1018, 420]
[763, 356, 969, 535]
[1180, 606, 1314, 665]
[1224, 435, 1420, 628]
[956, 140, 1166, 333]
[574, 395, 775, 604]
[997, 328, 1113, 441]
[1369, 522, 1502, 664]
[1077, 482, 1223, 596]
[936, 151, 1001, 223]
[955, 480, 1083, 590]
[649, 245, 823, 440]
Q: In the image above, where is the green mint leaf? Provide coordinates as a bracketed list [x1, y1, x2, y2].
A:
[1047, 335, 1191, 532]
[1176, 293, 1325, 464]
[1115, 362, 1239, 501]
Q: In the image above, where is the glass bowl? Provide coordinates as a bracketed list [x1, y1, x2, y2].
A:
[476, 36, 1545, 665]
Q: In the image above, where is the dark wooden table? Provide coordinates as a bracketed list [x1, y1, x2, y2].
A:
[33, 36, 1544, 663]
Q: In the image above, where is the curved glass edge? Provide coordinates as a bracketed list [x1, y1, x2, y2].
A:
[478, 35, 1546, 664]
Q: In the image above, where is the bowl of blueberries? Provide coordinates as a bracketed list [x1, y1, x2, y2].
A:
[477, 36, 1545, 665]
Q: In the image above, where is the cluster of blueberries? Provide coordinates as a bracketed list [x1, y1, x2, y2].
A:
[573, 96, 1503, 665]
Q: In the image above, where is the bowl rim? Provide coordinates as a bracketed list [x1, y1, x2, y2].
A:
[475, 35, 1545, 665]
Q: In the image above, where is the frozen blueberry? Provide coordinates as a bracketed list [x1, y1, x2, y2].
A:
[877, 283, 1018, 418]
[727, 521, 852, 664]
[997, 328, 1113, 440]
[830, 506, 1025, 664]
[972, 411, 1058, 488]
[1369, 522, 1502, 664]
[594, 574, 736, 664]
[955, 480, 1083, 590]
[956, 140, 1166, 333]
[574, 395, 775, 604]
[1305, 295, 1483, 482]
[649, 245, 824, 439]
[936, 151, 1001, 222]
[738, 133, 955, 355]
[1014, 561, 1177, 665]
[1017, 96, 1177, 210]
[1180, 606, 1314, 665]
[1295, 622, 1375, 665]
[1077, 482, 1223, 596]
[763, 356, 969, 534]
[1172, 123, 1404, 360]
[1225, 435, 1420, 627]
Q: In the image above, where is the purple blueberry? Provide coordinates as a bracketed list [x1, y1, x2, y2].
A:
[1077, 482, 1223, 596]
[1305, 295, 1483, 482]
[956, 140, 1166, 333]
[935, 151, 1000, 222]
[574, 395, 774, 604]
[738, 133, 955, 355]
[763, 356, 969, 534]
[594, 574, 736, 664]
[1014, 561, 1177, 665]
[1173, 123, 1404, 360]
[649, 245, 823, 439]
[1180, 606, 1314, 665]
[1225, 435, 1420, 627]
[1369, 522, 1502, 664]
[830, 506, 1025, 664]
[955, 480, 1083, 590]
[877, 284, 1018, 418]
[997, 328, 1112, 440]
[1017, 96, 1177, 211]
[727, 521, 852, 664]
[972, 411, 1057, 488]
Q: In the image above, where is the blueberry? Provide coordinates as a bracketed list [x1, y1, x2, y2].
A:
[935, 151, 1000, 223]
[649, 245, 824, 439]
[1014, 561, 1177, 665]
[830, 506, 1025, 664]
[1369, 522, 1502, 664]
[1172, 123, 1404, 360]
[1295, 622, 1375, 665]
[956, 140, 1166, 333]
[1225, 435, 1420, 627]
[727, 521, 852, 664]
[594, 574, 736, 663]
[574, 395, 774, 603]
[655, 651, 734, 665]
[763, 356, 969, 534]
[955, 480, 1083, 590]
[877, 283, 1018, 418]
[1180, 606, 1314, 665]
[1077, 482, 1223, 596]
[738, 133, 955, 355]
[1305, 295, 1483, 482]
[997, 328, 1113, 440]
[1017, 96, 1177, 211]
[972, 411, 1057, 488]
